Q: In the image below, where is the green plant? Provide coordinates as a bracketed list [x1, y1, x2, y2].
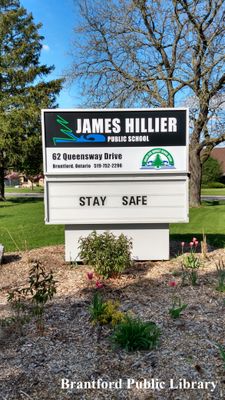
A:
[215, 259, 225, 292]
[89, 292, 107, 323]
[181, 239, 202, 286]
[168, 281, 187, 319]
[7, 259, 57, 334]
[169, 297, 187, 319]
[6, 288, 31, 333]
[78, 231, 132, 279]
[216, 343, 225, 369]
[28, 260, 57, 332]
[111, 315, 160, 351]
[89, 293, 124, 326]
[182, 253, 201, 285]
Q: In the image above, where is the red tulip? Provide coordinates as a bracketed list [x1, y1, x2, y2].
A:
[96, 281, 103, 289]
[168, 281, 177, 287]
[87, 272, 93, 280]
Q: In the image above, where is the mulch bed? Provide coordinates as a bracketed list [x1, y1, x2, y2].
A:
[0, 243, 225, 400]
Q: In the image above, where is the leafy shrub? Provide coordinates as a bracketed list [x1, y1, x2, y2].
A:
[201, 157, 222, 184]
[7, 259, 57, 333]
[28, 260, 57, 329]
[203, 182, 225, 188]
[89, 293, 124, 326]
[78, 231, 132, 278]
[111, 315, 160, 351]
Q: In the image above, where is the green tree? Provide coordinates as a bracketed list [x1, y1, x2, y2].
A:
[201, 156, 222, 185]
[152, 154, 164, 169]
[19, 135, 43, 189]
[0, 0, 63, 200]
[69, 0, 225, 206]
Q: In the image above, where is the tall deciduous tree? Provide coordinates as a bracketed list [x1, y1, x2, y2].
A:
[0, 0, 63, 200]
[69, 0, 225, 206]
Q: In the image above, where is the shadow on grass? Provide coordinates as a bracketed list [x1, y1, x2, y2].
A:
[205, 200, 220, 206]
[201, 200, 225, 206]
[4, 198, 43, 205]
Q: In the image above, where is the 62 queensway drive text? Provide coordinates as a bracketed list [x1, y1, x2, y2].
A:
[52, 152, 123, 161]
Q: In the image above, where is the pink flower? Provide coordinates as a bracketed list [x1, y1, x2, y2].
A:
[168, 281, 177, 287]
[96, 281, 104, 289]
[194, 240, 199, 247]
[192, 237, 197, 243]
[189, 241, 194, 247]
[181, 242, 185, 247]
[87, 272, 94, 280]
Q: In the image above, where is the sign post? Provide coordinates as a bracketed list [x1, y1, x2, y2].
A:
[42, 108, 189, 261]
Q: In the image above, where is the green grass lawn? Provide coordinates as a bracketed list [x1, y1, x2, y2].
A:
[170, 200, 225, 248]
[201, 188, 225, 196]
[5, 186, 44, 193]
[0, 198, 225, 252]
[0, 198, 63, 252]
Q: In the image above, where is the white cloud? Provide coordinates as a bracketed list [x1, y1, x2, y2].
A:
[42, 44, 50, 52]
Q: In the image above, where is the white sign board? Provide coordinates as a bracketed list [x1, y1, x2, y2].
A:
[45, 178, 188, 224]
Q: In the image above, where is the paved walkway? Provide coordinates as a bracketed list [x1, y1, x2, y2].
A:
[201, 195, 225, 201]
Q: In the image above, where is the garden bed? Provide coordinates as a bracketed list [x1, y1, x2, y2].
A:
[0, 243, 225, 399]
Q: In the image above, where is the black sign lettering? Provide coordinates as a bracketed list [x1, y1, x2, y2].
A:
[122, 196, 148, 206]
[79, 196, 107, 206]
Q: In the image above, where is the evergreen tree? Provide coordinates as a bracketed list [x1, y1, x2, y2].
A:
[0, 0, 63, 199]
[153, 154, 164, 169]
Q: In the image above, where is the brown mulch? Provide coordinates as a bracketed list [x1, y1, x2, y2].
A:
[0, 243, 225, 400]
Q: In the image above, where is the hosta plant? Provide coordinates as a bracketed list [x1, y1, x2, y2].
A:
[111, 315, 160, 351]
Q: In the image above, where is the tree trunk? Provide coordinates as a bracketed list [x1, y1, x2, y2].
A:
[189, 148, 202, 207]
[0, 165, 5, 201]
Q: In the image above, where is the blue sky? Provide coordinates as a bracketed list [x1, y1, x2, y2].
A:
[21, 0, 80, 108]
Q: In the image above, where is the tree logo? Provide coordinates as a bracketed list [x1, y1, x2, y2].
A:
[141, 148, 175, 170]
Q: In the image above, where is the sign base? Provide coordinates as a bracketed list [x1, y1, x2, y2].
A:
[65, 224, 169, 262]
